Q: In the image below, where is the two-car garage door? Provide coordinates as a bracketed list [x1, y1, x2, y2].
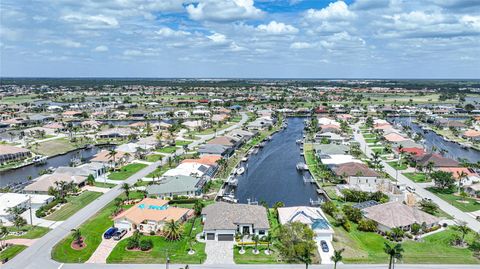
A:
[217, 234, 234, 241]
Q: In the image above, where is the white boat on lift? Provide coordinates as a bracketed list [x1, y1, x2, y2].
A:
[241, 156, 248, 162]
[236, 167, 245, 175]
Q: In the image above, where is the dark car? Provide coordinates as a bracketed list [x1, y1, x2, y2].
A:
[320, 240, 329, 253]
[113, 229, 127, 240]
[103, 227, 118, 239]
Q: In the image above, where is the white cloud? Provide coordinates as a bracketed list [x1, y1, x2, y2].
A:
[61, 13, 119, 29]
[290, 42, 314, 49]
[305, 1, 356, 21]
[156, 27, 191, 37]
[207, 33, 228, 43]
[257, 21, 298, 35]
[93, 45, 109, 52]
[186, 0, 264, 22]
[123, 49, 142, 56]
[42, 39, 82, 48]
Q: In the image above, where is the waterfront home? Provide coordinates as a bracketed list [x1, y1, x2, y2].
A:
[313, 144, 350, 157]
[227, 129, 256, 143]
[24, 127, 57, 137]
[192, 109, 211, 117]
[0, 193, 53, 224]
[319, 154, 363, 166]
[463, 129, 480, 141]
[146, 175, 205, 198]
[211, 114, 229, 122]
[151, 111, 169, 119]
[24, 173, 87, 194]
[182, 120, 205, 130]
[96, 127, 135, 139]
[163, 162, 216, 178]
[62, 110, 83, 118]
[43, 122, 66, 132]
[174, 110, 190, 118]
[435, 119, 467, 130]
[277, 206, 334, 241]
[80, 120, 102, 129]
[0, 145, 31, 165]
[362, 201, 440, 232]
[319, 124, 341, 134]
[332, 162, 380, 185]
[90, 150, 131, 167]
[439, 167, 480, 186]
[202, 202, 269, 241]
[137, 136, 162, 149]
[395, 147, 426, 157]
[55, 162, 107, 178]
[182, 155, 222, 166]
[247, 117, 274, 130]
[314, 132, 348, 144]
[114, 198, 191, 233]
[414, 153, 459, 169]
[383, 132, 409, 143]
[391, 139, 424, 149]
[198, 144, 231, 157]
[152, 121, 172, 130]
[317, 117, 339, 126]
[207, 136, 238, 148]
[465, 183, 480, 198]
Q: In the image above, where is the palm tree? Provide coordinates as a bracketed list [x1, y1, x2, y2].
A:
[262, 234, 272, 255]
[71, 229, 82, 246]
[193, 200, 204, 216]
[108, 148, 118, 170]
[331, 249, 344, 269]
[163, 219, 183, 241]
[121, 183, 131, 203]
[454, 224, 471, 245]
[397, 145, 404, 166]
[0, 226, 8, 248]
[252, 234, 260, 254]
[456, 171, 468, 193]
[425, 161, 435, 180]
[384, 242, 404, 269]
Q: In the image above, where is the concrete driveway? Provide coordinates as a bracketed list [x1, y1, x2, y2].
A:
[87, 230, 132, 263]
[204, 240, 234, 265]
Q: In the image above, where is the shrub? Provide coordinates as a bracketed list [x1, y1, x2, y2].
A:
[36, 199, 61, 217]
[321, 201, 337, 216]
[139, 238, 153, 251]
[342, 205, 362, 223]
[126, 238, 138, 250]
[411, 223, 421, 235]
[358, 219, 377, 232]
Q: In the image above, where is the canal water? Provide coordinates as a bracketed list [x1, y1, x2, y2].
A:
[387, 117, 480, 163]
[235, 117, 320, 207]
[0, 145, 110, 187]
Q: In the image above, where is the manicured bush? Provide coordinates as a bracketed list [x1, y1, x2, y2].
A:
[358, 219, 377, 232]
[36, 199, 61, 218]
[139, 238, 153, 251]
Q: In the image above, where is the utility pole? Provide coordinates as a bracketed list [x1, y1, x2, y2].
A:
[28, 195, 33, 226]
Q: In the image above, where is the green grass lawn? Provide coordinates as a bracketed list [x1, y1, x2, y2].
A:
[146, 164, 174, 178]
[93, 182, 116, 188]
[5, 226, 50, 239]
[365, 138, 379, 144]
[387, 161, 408, 170]
[0, 245, 27, 262]
[145, 154, 163, 162]
[45, 191, 103, 221]
[108, 163, 148, 180]
[234, 245, 280, 264]
[175, 140, 192, 147]
[29, 137, 92, 156]
[363, 134, 376, 139]
[403, 172, 429, 183]
[51, 191, 145, 263]
[331, 220, 479, 264]
[106, 218, 206, 264]
[156, 146, 178, 154]
[427, 187, 480, 212]
[371, 147, 386, 154]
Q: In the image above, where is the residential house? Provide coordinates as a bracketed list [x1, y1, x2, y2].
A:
[198, 144, 232, 157]
[146, 175, 205, 198]
[439, 167, 480, 187]
[114, 198, 191, 233]
[202, 202, 270, 241]
[90, 150, 131, 167]
[463, 129, 480, 141]
[0, 193, 53, 224]
[332, 162, 380, 185]
[0, 145, 31, 164]
[96, 128, 135, 139]
[414, 153, 459, 169]
[277, 206, 334, 241]
[24, 173, 87, 194]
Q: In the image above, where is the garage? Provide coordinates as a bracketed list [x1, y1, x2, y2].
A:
[206, 233, 215, 240]
[114, 220, 131, 230]
[217, 234, 234, 241]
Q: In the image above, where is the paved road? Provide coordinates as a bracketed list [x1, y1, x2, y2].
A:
[352, 124, 480, 233]
[5, 112, 248, 269]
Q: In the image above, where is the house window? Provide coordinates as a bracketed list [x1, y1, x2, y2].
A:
[259, 230, 265, 235]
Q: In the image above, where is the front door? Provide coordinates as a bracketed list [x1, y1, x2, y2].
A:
[242, 226, 250, 234]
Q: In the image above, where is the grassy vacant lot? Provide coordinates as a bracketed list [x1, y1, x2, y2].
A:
[30, 138, 80, 156]
[427, 187, 480, 212]
[106, 218, 206, 264]
[108, 163, 147, 180]
[145, 154, 163, 162]
[234, 245, 280, 264]
[45, 191, 103, 221]
[51, 191, 144, 263]
[403, 172, 429, 183]
[387, 161, 408, 170]
[331, 220, 479, 264]
[156, 146, 177, 154]
[0, 94, 40, 104]
[5, 225, 50, 240]
[0, 245, 27, 262]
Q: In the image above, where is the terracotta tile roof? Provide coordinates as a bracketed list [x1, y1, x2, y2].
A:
[383, 133, 408, 142]
[439, 167, 478, 180]
[463, 129, 480, 138]
[396, 147, 425, 156]
[114, 198, 190, 224]
[0, 145, 30, 154]
[182, 155, 222, 166]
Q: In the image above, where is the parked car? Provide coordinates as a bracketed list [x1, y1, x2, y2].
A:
[406, 186, 416, 193]
[320, 240, 329, 252]
[103, 227, 118, 239]
[113, 229, 127, 240]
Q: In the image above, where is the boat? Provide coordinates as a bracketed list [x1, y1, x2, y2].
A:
[296, 139, 303, 144]
[241, 156, 248, 162]
[32, 155, 47, 165]
[267, 135, 272, 141]
[296, 162, 309, 171]
[236, 167, 245, 175]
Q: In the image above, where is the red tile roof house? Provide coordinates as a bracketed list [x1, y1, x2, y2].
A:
[395, 147, 426, 157]
[462, 129, 480, 142]
[439, 167, 480, 187]
[62, 110, 83, 118]
[332, 162, 380, 186]
[383, 132, 409, 143]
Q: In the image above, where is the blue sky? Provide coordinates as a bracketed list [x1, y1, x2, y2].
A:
[1, 0, 479, 78]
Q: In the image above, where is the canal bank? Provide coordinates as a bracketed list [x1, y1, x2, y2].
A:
[234, 117, 322, 207]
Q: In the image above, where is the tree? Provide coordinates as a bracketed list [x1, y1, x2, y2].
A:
[390, 227, 405, 241]
[263, 234, 272, 255]
[108, 149, 118, 169]
[358, 219, 377, 232]
[419, 199, 439, 215]
[71, 229, 82, 246]
[252, 234, 260, 254]
[12, 215, 27, 230]
[193, 200, 204, 216]
[342, 205, 362, 223]
[384, 242, 404, 269]
[331, 249, 344, 269]
[276, 222, 317, 265]
[0, 226, 8, 248]
[454, 223, 471, 246]
[86, 174, 95, 186]
[164, 219, 183, 241]
[431, 171, 455, 190]
[121, 183, 131, 203]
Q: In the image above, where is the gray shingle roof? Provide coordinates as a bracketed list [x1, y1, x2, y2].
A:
[202, 202, 270, 230]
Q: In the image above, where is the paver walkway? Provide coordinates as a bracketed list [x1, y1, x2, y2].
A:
[87, 230, 132, 263]
[204, 241, 234, 265]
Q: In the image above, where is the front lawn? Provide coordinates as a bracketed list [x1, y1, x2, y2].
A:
[108, 163, 148, 180]
[156, 146, 178, 154]
[330, 220, 479, 264]
[387, 161, 408, 170]
[51, 191, 145, 263]
[175, 140, 192, 147]
[365, 138, 379, 144]
[145, 154, 163, 162]
[45, 191, 103, 221]
[93, 182, 116, 188]
[427, 187, 480, 212]
[5, 225, 50, 240]
[403, 172, 430, 183]
[234, 245, 280, 264]
[106, 218, 206, 264]
[0, 245, 27, 262]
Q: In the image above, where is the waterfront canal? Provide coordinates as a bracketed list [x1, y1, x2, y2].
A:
[388, 117, 480, 163]
[235, 117, 320, 206]
[0, 145, 109, 187]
